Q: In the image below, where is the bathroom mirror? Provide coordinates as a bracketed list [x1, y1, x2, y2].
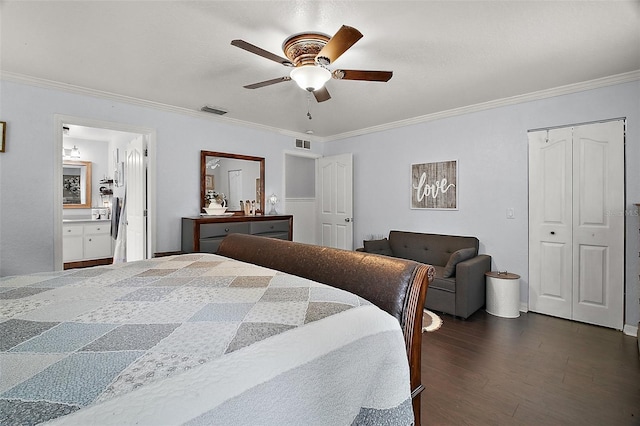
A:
[63, 160, 92, 209]
[200, 151, 265, 213]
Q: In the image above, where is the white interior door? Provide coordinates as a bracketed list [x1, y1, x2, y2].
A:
[529, 120, 624, 329]
[528, 126, 573, 319]
[228, 170, 242, 210]
[571, 121, 624, 329]
[317, 153, 353, 250]
[126, 135, 146, 262]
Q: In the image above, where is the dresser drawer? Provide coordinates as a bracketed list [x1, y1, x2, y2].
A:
[200, 222, 250, 239]
[182, 215, 293, 254]
[250, 220, 290, 235]
[267, 232, 290, 240]
[199, 238, 224, 253]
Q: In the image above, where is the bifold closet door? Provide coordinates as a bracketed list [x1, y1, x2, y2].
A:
[529, 120, 624, 330]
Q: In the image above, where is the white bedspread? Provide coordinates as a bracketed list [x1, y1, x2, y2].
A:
[0, 254, 413, 425]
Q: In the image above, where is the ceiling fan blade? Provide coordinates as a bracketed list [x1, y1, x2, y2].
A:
[231, 39, 294, 67]
[333, 70, 393, 82]
[316, 25, 363, 66]
[313, 86, 331, 102]
[243, 77, 291, 89]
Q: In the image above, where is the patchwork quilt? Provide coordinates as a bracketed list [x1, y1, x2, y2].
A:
[0, 253, 413, 425]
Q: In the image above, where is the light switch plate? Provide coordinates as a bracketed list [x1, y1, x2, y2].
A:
[506, 208, 515, 219]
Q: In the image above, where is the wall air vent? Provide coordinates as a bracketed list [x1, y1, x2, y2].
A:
[295, 139, 311, 149]
[200, 105, 228, 115]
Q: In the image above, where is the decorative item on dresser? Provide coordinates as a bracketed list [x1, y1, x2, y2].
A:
[181, 215, 293, 254]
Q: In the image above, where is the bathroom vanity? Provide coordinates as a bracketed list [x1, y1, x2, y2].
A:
[63, 219, 113, 263]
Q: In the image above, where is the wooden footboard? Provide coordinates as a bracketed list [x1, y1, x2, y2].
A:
[217, 234, 434, 425]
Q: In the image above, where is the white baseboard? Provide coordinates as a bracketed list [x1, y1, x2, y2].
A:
[623, 323, 638, 338]
[519, 305, 636, 338]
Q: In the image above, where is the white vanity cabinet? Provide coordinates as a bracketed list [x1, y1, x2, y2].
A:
[62, 225, 84, 262]
[63, 220, 113, 262]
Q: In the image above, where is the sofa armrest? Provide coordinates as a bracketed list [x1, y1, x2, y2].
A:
[454, 254, 492, 318]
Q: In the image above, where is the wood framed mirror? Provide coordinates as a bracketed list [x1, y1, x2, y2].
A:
[63, 160, 92, 209]
[200, 151, 265, 214]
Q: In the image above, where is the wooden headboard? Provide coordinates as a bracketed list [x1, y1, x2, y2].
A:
[217, 233, 434, 425]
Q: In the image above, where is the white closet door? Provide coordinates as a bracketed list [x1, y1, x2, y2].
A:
[571, 121, 624, 329]
[528, 126, 574, 319]
[528, 120, 624, 329]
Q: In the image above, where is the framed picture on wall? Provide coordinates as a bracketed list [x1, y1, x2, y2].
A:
[0, 121, 6, 152]
[411, 160, 458, 209]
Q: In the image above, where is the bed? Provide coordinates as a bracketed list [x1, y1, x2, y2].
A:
[0, 235, 433, 425]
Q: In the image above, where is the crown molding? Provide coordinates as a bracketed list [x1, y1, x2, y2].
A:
[3, 69, 638, 144]
[0, 71, 309, 141]
[323, 70, 640, 142]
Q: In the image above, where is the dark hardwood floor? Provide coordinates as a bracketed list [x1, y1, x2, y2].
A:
[421, 310, 640, 425]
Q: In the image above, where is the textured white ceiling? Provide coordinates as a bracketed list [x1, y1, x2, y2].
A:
[2, 1, 639, 140]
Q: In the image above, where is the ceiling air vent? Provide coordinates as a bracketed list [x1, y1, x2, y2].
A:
[200, 105, 228, 115]
[295, 139, 311, 149]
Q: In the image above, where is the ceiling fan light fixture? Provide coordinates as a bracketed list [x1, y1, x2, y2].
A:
[290, 66, 331, 92]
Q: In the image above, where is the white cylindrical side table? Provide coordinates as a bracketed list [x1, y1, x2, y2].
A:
[485, 271, 521, 318]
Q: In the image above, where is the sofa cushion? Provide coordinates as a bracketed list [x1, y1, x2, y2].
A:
[388, 231, 479, 266]
[363, 238, 394, 256]
[430, 266, 457, 292]
[442, 247, 477, 277]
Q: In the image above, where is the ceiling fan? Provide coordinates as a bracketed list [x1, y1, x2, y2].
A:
[231, 25, 393, 103]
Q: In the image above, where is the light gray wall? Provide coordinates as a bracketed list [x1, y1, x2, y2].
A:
[0, 80, 322, 276]
[285, 155, 315, 198]
[323, 80, 640, 330]
[1, 78, 638, 331]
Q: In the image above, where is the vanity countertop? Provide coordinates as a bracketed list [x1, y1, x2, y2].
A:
[63, 218, 111, 223]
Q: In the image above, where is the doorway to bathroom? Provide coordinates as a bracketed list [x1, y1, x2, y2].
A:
[54, 115, 156, 270]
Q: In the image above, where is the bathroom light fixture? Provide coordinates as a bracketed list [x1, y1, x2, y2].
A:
[70, 145, 81, 158]
[289, 65, 331, 92]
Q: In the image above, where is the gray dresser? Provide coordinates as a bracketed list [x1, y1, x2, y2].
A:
[181, 215, 293, 254]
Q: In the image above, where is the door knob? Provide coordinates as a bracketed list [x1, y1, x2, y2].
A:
[550, 231, 555, 235]
[345, 218, 351, 223]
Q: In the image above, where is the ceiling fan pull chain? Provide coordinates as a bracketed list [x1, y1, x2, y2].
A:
[307, 94, 313, 120]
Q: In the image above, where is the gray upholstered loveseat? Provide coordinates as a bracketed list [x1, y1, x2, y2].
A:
[360, 230, 491, 319]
